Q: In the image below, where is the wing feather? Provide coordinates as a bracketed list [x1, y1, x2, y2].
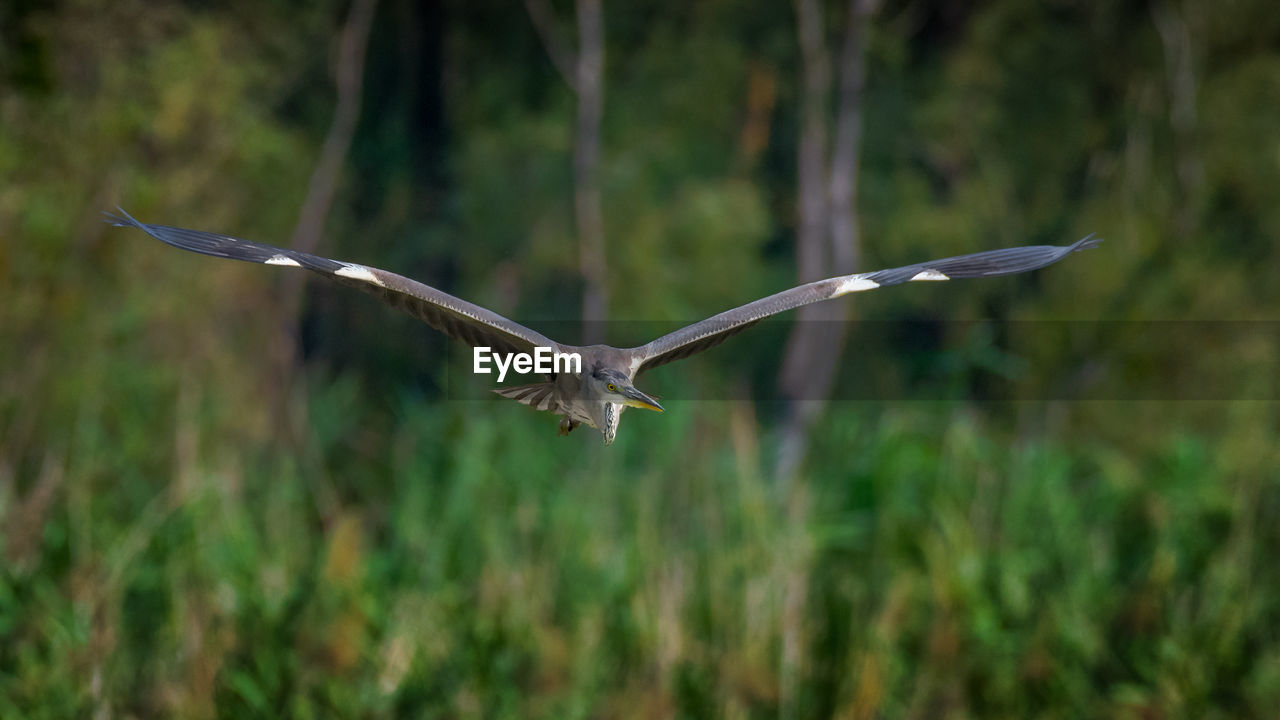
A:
[632, 235, 1101, 374]
[107, 209, 560, 358]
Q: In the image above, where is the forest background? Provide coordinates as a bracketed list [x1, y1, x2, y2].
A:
[3, 0, 1280, 717]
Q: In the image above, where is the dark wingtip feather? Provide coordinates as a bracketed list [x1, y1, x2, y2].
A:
[105, 208, 297, 265]
[1070, 233, 1103, 252]
[103, 207, 140, 228]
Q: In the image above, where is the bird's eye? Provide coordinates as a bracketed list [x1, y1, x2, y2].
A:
[607, 383, 617, 392]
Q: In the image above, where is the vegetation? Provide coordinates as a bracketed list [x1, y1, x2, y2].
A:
[2, 0, 1278, 716]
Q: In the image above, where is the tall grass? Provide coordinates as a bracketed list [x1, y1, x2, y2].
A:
[2, 368, 1276, 718]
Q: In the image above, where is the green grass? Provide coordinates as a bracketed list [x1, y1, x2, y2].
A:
[2, 373, 1276, 718]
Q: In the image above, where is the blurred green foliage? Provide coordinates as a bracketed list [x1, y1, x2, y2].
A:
[2, 0, 1279, 717]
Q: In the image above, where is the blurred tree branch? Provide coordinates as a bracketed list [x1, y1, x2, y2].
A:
[775, 0, 879, 483]
[574, 0, 607, 343]
[524, 0, 609, 343]
[270, 0, 376, 508]
[1150, 0, 1203, 235]
[522, 0, 578, 90]
[282, 0, 378, 306]
[775, 2, 879, 713]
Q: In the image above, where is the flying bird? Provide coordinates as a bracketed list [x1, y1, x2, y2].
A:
[108, 209, 1100, 444]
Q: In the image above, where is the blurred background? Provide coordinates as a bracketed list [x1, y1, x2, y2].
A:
[3, 0, 1280, 716]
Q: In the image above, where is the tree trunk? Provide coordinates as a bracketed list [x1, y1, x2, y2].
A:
[1150, 0, 1202, 236]
[775, 5, 876, 712]
[522, 0, 608, 344]
[775, 0, 877, 482]
[268, 0, 377, 505]
[280, 0, 378, 322]
[574, 0, 608, 343]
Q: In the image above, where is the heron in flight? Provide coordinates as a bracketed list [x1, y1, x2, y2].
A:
[108, 210, 1100, 444]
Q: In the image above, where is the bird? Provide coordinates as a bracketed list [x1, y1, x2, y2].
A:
[107, 209, 1100, 444]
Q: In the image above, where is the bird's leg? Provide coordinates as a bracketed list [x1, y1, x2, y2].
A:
[558, 416, 579, 436]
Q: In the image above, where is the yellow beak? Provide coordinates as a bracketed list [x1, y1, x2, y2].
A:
[621, 387, 664, 412]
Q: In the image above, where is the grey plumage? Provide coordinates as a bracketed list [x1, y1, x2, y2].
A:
[107, 209, 1100, 444]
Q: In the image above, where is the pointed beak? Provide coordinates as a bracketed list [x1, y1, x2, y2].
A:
[621, 386, 664, 412]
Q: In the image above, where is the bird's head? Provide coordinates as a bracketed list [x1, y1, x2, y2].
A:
[587, 368, 663, 445]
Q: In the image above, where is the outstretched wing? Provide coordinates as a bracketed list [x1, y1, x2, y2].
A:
[631, 235, 1102, 374]
[107, 209, 561, 358]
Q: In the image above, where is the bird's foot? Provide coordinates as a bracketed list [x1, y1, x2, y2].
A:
[558, 417, 579, 436]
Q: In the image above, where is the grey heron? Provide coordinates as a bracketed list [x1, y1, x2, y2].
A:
[107, 210, 1100, 444]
